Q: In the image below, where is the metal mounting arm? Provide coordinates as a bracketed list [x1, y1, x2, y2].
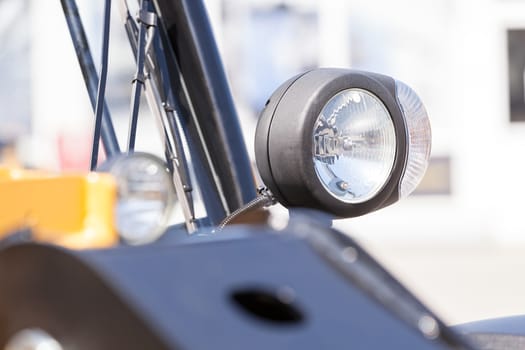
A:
[60, 0, 121, 164]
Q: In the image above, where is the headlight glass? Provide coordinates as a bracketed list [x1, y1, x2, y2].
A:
[395, 80, 432, 198]
[110, 153, 174, 245]
[313, 88, 396, 203]
[5, 329, 63, 350]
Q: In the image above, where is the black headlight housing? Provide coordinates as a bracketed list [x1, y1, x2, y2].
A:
[255, 68, 431, 218]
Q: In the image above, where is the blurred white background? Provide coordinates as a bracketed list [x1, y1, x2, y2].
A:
[2, 0, 525, 324]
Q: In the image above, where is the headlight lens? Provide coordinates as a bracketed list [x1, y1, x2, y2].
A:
[105, 153, 175, 245]
[5, 329, 63, 350]
[313, 88, 396, 203]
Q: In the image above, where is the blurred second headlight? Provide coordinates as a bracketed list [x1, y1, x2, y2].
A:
[101, 153, 175, 245]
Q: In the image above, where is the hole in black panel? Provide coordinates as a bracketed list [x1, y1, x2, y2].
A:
[230, 287, 304, 325]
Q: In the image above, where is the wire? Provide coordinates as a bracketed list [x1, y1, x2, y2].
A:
[217, 187, 276, 230]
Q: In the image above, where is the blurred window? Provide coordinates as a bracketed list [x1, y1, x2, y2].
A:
[413, 157, 451, 196]
[508, 29, 525, 122]
[0, 0, 31, 142]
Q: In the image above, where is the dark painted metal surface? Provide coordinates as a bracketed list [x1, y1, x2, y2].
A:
[457, 316, 525, 335]
[60, 0, 120, 159]
[0, 244, 173, 350]
[0, 220, 474, 349]
[152, 0, 256, 219]
[455, 317, 525, 350]
[0, 232, 459, 349]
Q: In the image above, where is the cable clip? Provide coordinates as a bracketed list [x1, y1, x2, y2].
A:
[162, 102, 175, 113]
[257, 186, 277, 207]
[137, 10, 157, 27]
[132, 72, 146, 84]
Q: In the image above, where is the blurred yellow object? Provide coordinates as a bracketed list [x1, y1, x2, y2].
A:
[0, 167, 118, 249]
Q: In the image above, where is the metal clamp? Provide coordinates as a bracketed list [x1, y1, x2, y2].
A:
[162, 102, 175, 113]
[137, 10, 157, 27]
[132, 72, 146, 84]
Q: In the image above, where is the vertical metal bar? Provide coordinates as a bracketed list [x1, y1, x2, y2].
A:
[152, 0, 257, 223]
[120, 2, 194, 198]
[60, 0, 120, 159]
[142, 74, 197, 232]
[127, 0, 149, 152]
[119, 1, 197, 231]
[153, 37, 194, 208]
[90, 0, 112, 170]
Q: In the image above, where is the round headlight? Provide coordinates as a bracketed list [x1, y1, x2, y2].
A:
[101, 153, 175, 245]
[255, 68, 431, 217]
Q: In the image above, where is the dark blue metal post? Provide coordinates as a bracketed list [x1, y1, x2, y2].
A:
[90, 0, 112, 170]
[127, 0, 150, 152]
[60, 0, 120, 163]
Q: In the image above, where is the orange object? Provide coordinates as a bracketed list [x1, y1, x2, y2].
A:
[0, 167, 118, 249]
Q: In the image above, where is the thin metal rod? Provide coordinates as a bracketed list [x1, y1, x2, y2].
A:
[152, 35, 194, 197]
[127, 0, 149, 152]
[143, 71, 197, 233]
[90, 0, 112, 170]
[119, 0, 196, 231]
[60, 0, 120, 159]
